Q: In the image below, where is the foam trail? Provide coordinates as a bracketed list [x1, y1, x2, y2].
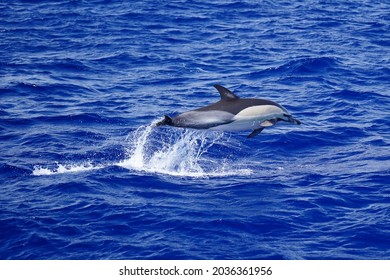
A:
[33, 162, 103, 176]
[118, 121, 253, 177]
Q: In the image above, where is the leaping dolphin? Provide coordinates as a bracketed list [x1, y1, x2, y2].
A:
[156, 84, 301, 138]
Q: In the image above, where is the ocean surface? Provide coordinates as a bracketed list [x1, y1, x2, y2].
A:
[1, 0, 389, 260]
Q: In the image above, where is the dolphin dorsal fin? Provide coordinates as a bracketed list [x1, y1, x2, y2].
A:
[214, 84, 239, 101]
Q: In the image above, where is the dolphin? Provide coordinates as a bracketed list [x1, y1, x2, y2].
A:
[156, 84, 301, 138]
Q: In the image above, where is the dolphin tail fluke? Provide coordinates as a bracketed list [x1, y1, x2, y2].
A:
[156, 115, 174, 127]
[247, 127, 264, 138]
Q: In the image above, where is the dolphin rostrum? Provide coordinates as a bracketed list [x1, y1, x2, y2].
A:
[156, 84, 301, 138]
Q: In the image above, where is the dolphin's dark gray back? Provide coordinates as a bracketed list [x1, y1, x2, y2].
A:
[195, 85, 285, 115]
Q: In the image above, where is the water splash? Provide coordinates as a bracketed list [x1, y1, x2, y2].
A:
[118, 122, 253, 177]
[32, 121, 253, 178]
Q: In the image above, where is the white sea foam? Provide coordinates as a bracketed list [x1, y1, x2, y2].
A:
[32, 162, 103, 176]
[32, 121, 253, 178]
[118, 121, 253, 177]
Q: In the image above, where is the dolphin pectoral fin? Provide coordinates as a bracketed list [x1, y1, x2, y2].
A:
[247, 127, 264, 138]
[260, 119, 277, 127]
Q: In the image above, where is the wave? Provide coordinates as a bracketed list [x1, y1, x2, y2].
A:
[247, 56, 339, 79]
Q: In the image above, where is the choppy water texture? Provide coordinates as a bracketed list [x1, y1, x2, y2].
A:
[1, 0, 390, 259]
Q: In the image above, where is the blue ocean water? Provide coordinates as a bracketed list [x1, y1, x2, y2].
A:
[1, 0, 389, 260]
